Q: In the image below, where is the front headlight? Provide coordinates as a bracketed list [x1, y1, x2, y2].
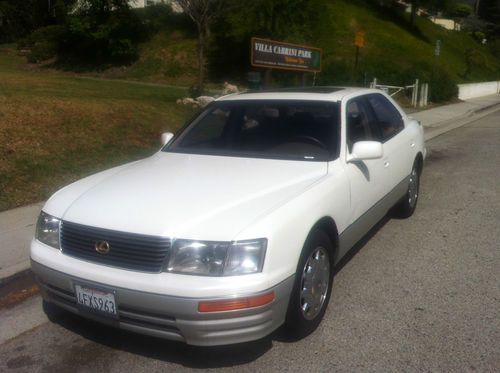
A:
[36, 211, 61, 249]
[167, 238, 267, 276]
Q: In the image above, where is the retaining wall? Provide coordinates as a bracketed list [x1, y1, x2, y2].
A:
[458, 81, 500, 100]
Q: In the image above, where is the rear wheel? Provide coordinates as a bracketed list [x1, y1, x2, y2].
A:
[285, 230, 334, 338]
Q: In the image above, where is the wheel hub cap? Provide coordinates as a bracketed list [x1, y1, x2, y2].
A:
[408, 168, 418, 208]
[300, 247, 330, 320]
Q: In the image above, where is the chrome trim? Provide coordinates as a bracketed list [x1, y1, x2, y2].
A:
[60, 221, 171, 273]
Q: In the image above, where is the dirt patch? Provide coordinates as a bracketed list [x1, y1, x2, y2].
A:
[0, 270, 39, 310]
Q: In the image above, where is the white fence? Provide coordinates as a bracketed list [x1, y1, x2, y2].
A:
[370, 78, 429, 108]
[458, 81, 500, 100]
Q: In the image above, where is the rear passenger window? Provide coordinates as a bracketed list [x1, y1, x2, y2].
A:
[367, 94, 404, 141]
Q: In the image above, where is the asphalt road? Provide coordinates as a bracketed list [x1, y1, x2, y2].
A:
[1, 111, 499, 372]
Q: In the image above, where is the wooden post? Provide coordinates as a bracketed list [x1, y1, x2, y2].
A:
[301, 72, 307, 87]
[264, 69, 272, 89]
[412, 79, 419, 107]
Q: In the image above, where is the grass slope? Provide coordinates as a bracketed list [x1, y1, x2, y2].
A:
[313, 1, 500, 84]
[0, 46, 194, 211]
[96, 30, 198, 86]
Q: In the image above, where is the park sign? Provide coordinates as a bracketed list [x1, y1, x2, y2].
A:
[251, 38, 322, 73]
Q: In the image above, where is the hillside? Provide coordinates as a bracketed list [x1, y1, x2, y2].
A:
[106, 0, 500, 90]
[315, 1, 500, 84]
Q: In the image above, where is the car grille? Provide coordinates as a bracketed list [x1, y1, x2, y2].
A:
[60, 221, 170, 273]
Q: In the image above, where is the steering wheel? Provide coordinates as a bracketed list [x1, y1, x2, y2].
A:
[291, 135, 327, 150]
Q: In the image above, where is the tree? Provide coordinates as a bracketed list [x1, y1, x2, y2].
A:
[478, 0, 500, 37]
[206, 0, 325, 83]
[451, 3, 473, 18]
[478, 0, 500, 23]
[0, 0, 76, 42]
[175, 0, 220, 94]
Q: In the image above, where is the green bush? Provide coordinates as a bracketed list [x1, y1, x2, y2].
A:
[27, 41, 57, 63]
[428, 68, 459, 102]
[451, 3, 473, 18]
[315, 61, 354, 86]
[407, 64, 458, 102]
[16, 1, 148, 68]
[17, 25, 65, 63]
[489, 38, 500, 58]
[135, 4, 194, 36]
[471, 31, 486, 43]
[109, 39, 138, 63]
[57, 10, 147, 66]
[165, 60, 183, 78]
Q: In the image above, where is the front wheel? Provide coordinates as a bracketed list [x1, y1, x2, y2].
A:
[395, 161, 421, 218]
[284, 230, 334, 339]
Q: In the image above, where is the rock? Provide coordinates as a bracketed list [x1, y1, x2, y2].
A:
[182, 97, 196, 105]
[222, 81, 239, 95]
[196, 96, 215, 107]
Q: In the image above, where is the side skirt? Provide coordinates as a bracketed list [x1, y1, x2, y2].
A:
[336, 175, 410, 263]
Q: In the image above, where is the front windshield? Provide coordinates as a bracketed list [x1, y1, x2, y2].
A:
[165, 100, 340, 161]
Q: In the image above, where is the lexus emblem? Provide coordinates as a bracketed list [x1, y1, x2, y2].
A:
[95, 241, 110, 254]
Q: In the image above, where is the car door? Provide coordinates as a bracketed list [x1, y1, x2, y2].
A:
[339, 96, 390, 256]
[365, 93, 414, 194]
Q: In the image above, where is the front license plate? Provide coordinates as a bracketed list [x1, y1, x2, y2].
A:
[75, 284, 118, 318]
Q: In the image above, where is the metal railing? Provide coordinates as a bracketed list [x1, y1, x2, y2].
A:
[370, 78, 429, 108]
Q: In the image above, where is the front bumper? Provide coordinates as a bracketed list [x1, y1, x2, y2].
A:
[31, 260, 294, 346]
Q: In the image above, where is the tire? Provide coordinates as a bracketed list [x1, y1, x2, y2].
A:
[284, 229, 334, 339]
[395, 160, 421, 218]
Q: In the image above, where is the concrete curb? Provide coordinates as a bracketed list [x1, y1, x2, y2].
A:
[423, 101, 500, 141]
[0, 267, 32, 286]
[0, 202, 43, 284]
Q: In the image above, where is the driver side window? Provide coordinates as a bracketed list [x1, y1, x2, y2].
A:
[346, 99, 375, 151]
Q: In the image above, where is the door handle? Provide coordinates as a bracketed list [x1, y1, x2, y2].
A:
[410, 142, 416, 148]
[384, 161, 390, 168]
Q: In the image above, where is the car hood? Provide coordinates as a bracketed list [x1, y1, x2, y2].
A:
[45, 152, 327, 240]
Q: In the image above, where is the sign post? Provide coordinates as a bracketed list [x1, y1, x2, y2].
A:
[435, 39, 441, 57]
[354, 31, 365, 70]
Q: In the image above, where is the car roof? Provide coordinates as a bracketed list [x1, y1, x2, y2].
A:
[216, 86, 380, 102]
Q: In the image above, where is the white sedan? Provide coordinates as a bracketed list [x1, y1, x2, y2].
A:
[31, 87, 425, 346]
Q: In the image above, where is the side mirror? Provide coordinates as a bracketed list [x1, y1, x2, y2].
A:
[161, 132, 174, 146]
[348, 141, 383, 162]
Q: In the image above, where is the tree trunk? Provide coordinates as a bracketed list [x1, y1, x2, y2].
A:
[197, 23, 205, 94]
[410, 0, 418, 26]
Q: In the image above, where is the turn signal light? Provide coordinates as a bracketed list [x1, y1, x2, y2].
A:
[198, 291, 275, 312]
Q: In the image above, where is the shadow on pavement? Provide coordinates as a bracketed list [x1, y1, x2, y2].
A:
[334, 215, 391, 275]
[45, 304, 273, 368]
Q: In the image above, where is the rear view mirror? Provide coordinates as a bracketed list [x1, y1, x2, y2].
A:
[348, 141, 383, 162]
[161, 132, 174, 146]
